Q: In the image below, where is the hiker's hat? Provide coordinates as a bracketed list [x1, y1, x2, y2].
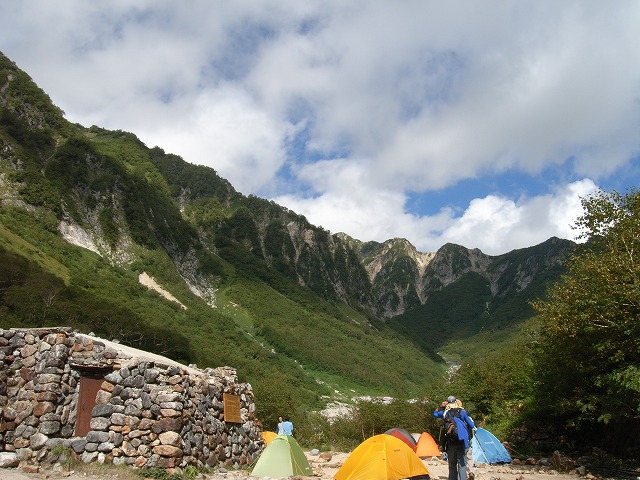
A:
[447, 395, 456, 403]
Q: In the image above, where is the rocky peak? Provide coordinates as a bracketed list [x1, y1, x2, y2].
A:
[351, 237, 574, 318]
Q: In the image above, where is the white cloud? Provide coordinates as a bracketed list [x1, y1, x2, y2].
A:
[435, 179, 600, 254]
[276, 178, 600, 255]
[1, 1, 638, 254]
[139, 86, 295, 193]
[371, 3, 640, 190]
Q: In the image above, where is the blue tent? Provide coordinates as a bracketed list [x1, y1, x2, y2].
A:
[471, 428, 512, 464]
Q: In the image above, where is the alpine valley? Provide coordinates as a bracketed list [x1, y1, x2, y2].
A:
[0, 51, 575, 418]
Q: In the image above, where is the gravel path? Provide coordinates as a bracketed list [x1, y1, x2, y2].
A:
[0, 451, 586, 480]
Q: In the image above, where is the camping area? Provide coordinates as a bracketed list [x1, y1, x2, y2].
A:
[0, 429, 598, 480]
[0, 449, 588, 480]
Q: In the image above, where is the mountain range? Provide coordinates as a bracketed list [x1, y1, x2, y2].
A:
[0, 51, 575, 414]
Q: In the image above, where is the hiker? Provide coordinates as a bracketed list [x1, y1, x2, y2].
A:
[276, 416, 285, 435]
[282, 416, 294, 435]
[434, 395, 476, 480]
[452, 398, 475, 472]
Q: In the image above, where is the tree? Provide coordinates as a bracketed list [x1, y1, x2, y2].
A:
[530, 189, 640, 455]
[448, 341, 536, 440]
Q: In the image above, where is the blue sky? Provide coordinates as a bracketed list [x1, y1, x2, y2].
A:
[1, 1, 639, 255]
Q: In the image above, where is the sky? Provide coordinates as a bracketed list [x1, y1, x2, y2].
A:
[1, 1, 639, 255]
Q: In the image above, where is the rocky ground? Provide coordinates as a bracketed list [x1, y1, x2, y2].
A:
[0, 450, 600, 480]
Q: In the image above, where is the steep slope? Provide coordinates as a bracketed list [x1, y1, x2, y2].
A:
[389, 237, 575, 360]
[0, 49, 574, 415]
[0, 51, 444, 415]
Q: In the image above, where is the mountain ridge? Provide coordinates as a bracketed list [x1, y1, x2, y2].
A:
[0, 50, 573, 416]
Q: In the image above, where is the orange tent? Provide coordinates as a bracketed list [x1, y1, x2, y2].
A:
[261, 430, 277, 446]
[415, 431, 441, 458]
[334, 434, 430, 480]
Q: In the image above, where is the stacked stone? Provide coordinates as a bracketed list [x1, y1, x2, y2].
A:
[0, 328, 263, 471]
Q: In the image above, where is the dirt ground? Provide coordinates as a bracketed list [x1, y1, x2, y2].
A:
[0, 451, 587, 480]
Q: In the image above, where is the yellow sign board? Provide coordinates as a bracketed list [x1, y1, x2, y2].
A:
[223, 393, 242, 423]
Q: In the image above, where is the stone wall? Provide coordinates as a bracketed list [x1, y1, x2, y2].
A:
[0, 327, 263, 470]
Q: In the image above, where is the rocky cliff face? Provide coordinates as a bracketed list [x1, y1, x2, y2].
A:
[345, 237, 436, 317]
[352, 236, 574, 318]
[0, 49, 571, 328]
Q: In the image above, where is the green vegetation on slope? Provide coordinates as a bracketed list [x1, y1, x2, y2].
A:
[390, 239, 571, 363]
[2, 50, 443, 421]
[389, 271, 494, 361]
[0, 206, 326, 412]
[0, 90, 444, 415]
[0, 202, 445, 414]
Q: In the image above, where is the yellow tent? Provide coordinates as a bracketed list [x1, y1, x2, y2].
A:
[334, 434, 430, 480]
[261, 430, 277, 445]
[415, 431, 441, 458]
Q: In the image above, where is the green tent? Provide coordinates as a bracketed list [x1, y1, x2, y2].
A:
[251, 434, 313, 478]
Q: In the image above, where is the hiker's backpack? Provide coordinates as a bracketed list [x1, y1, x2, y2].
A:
[443, 408, 472, 444]
[443, 408, 460, 443]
